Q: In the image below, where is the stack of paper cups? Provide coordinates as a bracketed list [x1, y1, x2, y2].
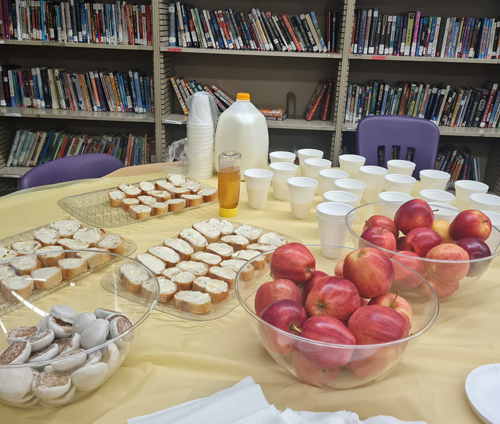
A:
[186, 92, 214, 180]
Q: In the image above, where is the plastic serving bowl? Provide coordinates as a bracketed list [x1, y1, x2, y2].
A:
[345, 202, 500, 301]
[235, 245, 438, 390]
[0, 250, 158, 409]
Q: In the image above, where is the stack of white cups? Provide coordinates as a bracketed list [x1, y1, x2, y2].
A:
[186, 92, 215, 180]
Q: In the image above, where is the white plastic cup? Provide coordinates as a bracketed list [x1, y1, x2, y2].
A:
[419, 189, 455, 205]
[338, 154, 366, 179]
[318, 169, 349, 194]
[387, 160, 416, 176]
[333, 179, 366, 206]
[384, 174, 416, 195]
[269, 162, 298, 200]
[270, 151, 296, 164]
[243, 169, 273, 209]
[419, 170, 451, 191]
[454, 180, 489, 211]
[428, 202, 459, 223]
[297, 149, 323, 177]
[379, 192, 414, 219]
[470, 193, 500, 213]
[481, 211, 500, 253]
[322, 190, 358, 207]
[358, 166, 389, 203]
[287, 177, 318, 219]
[303, 158, 332, 194]
[316, 202, 355, 258]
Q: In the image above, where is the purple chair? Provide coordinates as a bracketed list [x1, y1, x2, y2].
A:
[356, 115, 440, 178]
[19, 153, 124, 190]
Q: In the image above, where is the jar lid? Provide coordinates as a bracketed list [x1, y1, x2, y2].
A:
[219, 206, 238, 218]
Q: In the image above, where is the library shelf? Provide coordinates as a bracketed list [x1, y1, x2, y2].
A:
[348, 54, 500, 65]
[0, 39, 153, 51]
[0, 167, 31, 178]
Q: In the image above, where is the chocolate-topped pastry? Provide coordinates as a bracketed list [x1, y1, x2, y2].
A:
[6, 326, 38, 344]
[0, 341, 31, 364]
[32, 371, 71, 400]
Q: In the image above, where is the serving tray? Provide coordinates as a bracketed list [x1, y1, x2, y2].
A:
[57, 178, 217, 228]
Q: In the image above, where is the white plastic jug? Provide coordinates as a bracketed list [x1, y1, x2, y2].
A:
[214, 93, 269, 177]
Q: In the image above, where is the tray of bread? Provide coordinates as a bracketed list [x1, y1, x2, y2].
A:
[0, 219, 136, 317]
[57, 173, 218, 228]
[100, 220, 300, 321]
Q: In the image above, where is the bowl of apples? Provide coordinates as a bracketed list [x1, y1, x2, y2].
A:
[234, 243, 438, 389]
[345, 200, 500, 301]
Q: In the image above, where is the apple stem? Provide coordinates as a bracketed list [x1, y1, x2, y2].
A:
[290, 324, 302, 334]
[390, 291, 399, 308]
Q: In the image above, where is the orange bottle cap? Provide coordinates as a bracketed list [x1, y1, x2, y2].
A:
[236, 93, 250, 101]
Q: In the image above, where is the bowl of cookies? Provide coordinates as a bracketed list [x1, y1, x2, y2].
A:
[0, 251, 158, 409]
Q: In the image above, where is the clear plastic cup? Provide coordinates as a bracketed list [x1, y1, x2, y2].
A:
[297, 149, 323, 176]
[454, 180, 489, 211]
[269, 162, 298, 200]
[384, 174, 416, 195]
[316, 202, 355, 258]
[387, 160, 416, 176]
[338, 154, 366, 179]
[378, 192, 414, 219]
[470, 193, 500, 213]
[419, 170, 451, 190]
[243, 169, 273, 209]
[428, 202, 459, 223]
[358, 166, 388, 203]
[269, 151, 296, 164]
[318, 169, 349, 194]
[303, 158, 332, 194]
[333, 179, 366, 206]
[287, 177, 318, 219]
[322, 190, 359, 207]
[419, 189, 455, 205]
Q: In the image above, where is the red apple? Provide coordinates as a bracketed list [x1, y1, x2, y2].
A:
[348, 305, 407, 345]
[425, 244, 470, 284]
[363, 215, 399, 238]
[292, 350, 339, 388]
[270, 243, 316, 285]
[420, 277, 459, 300]
[305, 277, 361, 323]
[402, 227, 442, 257]
[368, 293, 413, 335]
[449, 210, 492, 242]
[396, 236, 406, 251]
[255, 279, 303, 316]
[298, 316, 356, 368]
[360, 227, 397, 257]
[301, 271, 329, 302]
[456, 237, 492, 277]
[334, 260, 344, 277]
[259, 299, 307, 354]
[394, 199, 434, 235]
[345, 345, 403, 379]
[392, 251, 426, 289]
[343, 248, 394, 299]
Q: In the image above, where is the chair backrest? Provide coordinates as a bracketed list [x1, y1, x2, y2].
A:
[19, 153, 124, 190]
[356, 115, 440, 178]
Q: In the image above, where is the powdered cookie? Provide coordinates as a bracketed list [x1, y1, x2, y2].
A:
[50, 305, 78, 324]
[81, 319, 109, 350]
[37, 315, 50, 330]
[94, 308, 120, 320]
[108, 315, 133, 348]
[32, 371, 71, 400]
[102, 342, 120, 377]
[29, 344, 59, 362]
[72, 312, 97, 335]
[0, 367, 34, 402]
[56, 333, 81, 355]
[0, 341, 31, 364]
[71, 362, 108, 391]
[47, 317, 73, 339]
[6, 326, 38, 344]
[39, 385, 76, 407]
[52, 349, 87, 373]
[25, 329, 55, 352]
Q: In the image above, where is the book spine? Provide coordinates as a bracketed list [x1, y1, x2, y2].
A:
[305, 82, 327, 121]
[411, 11, 420, 56]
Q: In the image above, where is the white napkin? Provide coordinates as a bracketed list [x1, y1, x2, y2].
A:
[128, 377, 427, 424]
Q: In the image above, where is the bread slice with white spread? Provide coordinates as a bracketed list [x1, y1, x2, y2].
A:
[119, 263, 151, 293]
[129, 204, 151, 220]
[73, 227, 105, 246]
[96, 234, 125, 255]
[138, 195, 157, 206]
[108, 190, 125, 207]
[206, 243, 234, 260]
[192, 277, 229, 303]
[177, 261, 209, 277]
[191, 251, 222, 266]
[139, 181, 155, 194]
[37, 246, 66, 267]
[181, 194, 203, 207]
[0, 247, 17, 261]
[208, 219, 234, 236]
[167, 174, 187, 186]
[181, 181, 201, 194]
[173, 291, 212, 314]
[246, 243, 276, 261]
[198, 188, 218, 202]
[208, 266, 236, 288]
[220, 235, 249, 251]
[232, 250, 266, 270]
[147, 246, 181, 268]
[155, 180, 175, 191]
[178, 228, 207, 252]
[136, 253, 166, 276]
[167, 199, 186, 212]
[234, 224, 262, 243]
[192, 222, 220, 243]
[58, 257, 88, 279]
[172, 271, 196, 291]
[34, 228, 60, 246]
[149, 190, 171, 202]
[50, 219, 81, 238]
[11, 255, 42, 275]
[122, 198, 140, 212]
[220, 259, 255, 281]
[142, 277, 177, 303]
[56, 239, 90, 257]
[1, 275, 34, 302]
[163, 238, 193, 261]
[76, 249, 111, 269]
[151, 202, 168, 216]
[258, 232, 288, 247]
[11, 240, 42, 255]
[31, 267, 63, 290]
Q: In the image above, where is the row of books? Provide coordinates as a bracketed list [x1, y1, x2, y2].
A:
[0, 0, 152, 46]
[0, 65, 154, 114]
[304, 80, 334, 121]
[167, 3, 337, 53]
[259, 108, 287, 121]
[350, 10, 500, 59]
[436, 145, 480, 188]
[344, 80, 500, 129]
[170, 76, 235, 115]
[6, 128, 156, 168]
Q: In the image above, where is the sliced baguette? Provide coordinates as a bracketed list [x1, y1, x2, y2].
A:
[163, 238, 193, 261]
[76, 249, 111, 269]
[172, 271, 196, 291]
[56, 239, 90, 258]
[198, 187, 218, 202]
[141, 277, 177, 303]
[208, 219, 234, 236]
[192, 222, 220, 243]
[108, 190, 125, 207]
[173, 291, 212, 314]
[168, 187, 190, 198]
[206, 243, 234, 261]
[50, 219, 81, 238]
[155, 180, 175, 191]
[191, 251, 222, 267]
[136, 253, 166, 276]
[167, 199, 186, 212]
[208, 266, 236, 288]
[31, 267, 63, 290]
[122, 198, 140, 212]
[139, 181, 155, 194]
[161, 267, 182, 280]
[11, 240, 42, 255]
[129, 205, 151, 220]
[234, 224, 262, 244]
[180, 194, 203, 207]
[37, 246, 66, 267]
[11, 256, 42, 275]
[0, 265, 16, 283]
[73, 227, 105, 246]
[177, 261, 209, 277]
[178, 228, 207, 252]
[181, 181, 201, 194]
[220, 259, 255, 281]
[246, 243, 276, 261]
[232, 250, 266, 270]
[220, 235, 249, 251]
[149, 190, 171, 202]
[119, 263, 151, 293]
[147, 246, 180, 268]
[167, 174, 187, 186]
[0, 247, 17, 261]
[192, 276, 211, 292]
[58, 257, 88, 279]
[138, 195, 157, 206]
[118, 183, 134, 192]
[123, 186, 141, 198]
[258, 232, 287, 247]
[192, 277, 228, 302]
[96, 234, 125, 254]
[1, 275, 34, 302]
[151, 202, 168, 216]
[34, 228, 60, 246]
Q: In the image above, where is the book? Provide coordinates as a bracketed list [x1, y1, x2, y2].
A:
[304, 81, 327, 121]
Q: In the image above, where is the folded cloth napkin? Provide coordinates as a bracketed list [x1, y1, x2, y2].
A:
[128, 377, 427, 424]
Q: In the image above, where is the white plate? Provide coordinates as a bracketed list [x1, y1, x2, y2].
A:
[465, 364, 500, 424]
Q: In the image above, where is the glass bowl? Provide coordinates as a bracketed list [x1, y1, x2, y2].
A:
[345, 202, 500, 301]
[0, 250, 158, 409]
[234, 245, 438, 389]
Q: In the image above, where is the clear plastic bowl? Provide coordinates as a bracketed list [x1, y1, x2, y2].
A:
[345, 202, 500, 301]
[0, 250, 158, 409]
[234, 245, 438, 389]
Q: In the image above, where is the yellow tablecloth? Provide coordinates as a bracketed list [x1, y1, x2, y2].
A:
[0, 168, 498, 424]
